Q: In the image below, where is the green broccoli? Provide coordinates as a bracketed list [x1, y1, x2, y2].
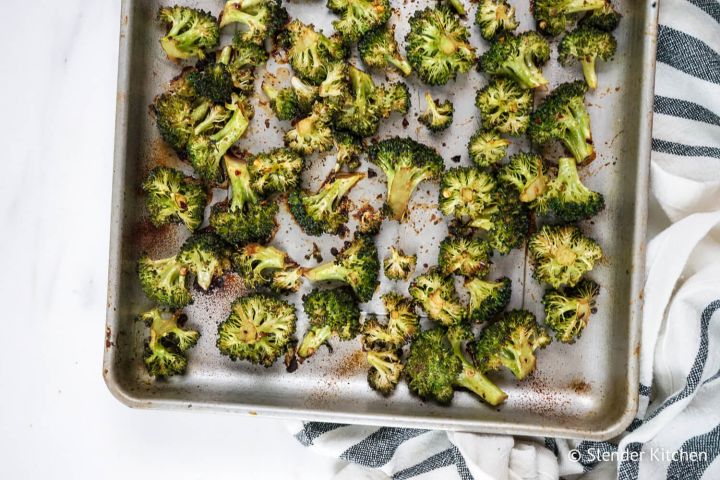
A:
[406, 327, 508, 405]
[327, 0, 391, 41]
[355, 204, 385, 235]
[142, 167, 208, 232]
[359, 25, 413, 76]
[383, 246, 417, 280]
[375, 82, 411, 118]
[475, 0, 519, 40]
[157, 6, 219, 61]
[217, 293, 297, 366]
[288, 172, 365, 236]
[219, 0, 286, 44]
[262, 81, 300, 121]
[409, 268, 464, 325]
[439, 167, 496, 220]
[336, 66, 380, 138]
[528, 224, 602, 288]
[543, 278, 599, 343]
[419, 93, 454, 132]
[284, 101, 335, 154]
[533, 0, 606, 36]
[368, 137, 445, 222]
[479, 32, 550, 89]
[558, 26, 617, 89]
[465, 276, 512, 323]
[544, 157, 605, 221]
[528, 81, 595, 163]
[367, 350, 404, 395]
[233, 244, 299, 289]
[221, 41, 270, 93]
[333, 132, 362, 173]
[138, 254, 192, 309]
[177, 232, 229, 291]
[291, 76, 321, 112]
[319, 62, 349, 101]
[152, 85, 213, 153]
[361, 293, 419, 350]
[498, 152, 548, 206]
[405, 7, 476, 86]
[475, 78, 533, 135]
[297, 286, 361, 361]
[140, 308, 200, 377]
[580, 2, 621, 32]
[439, 0, 467, 15]
[188, 60, 233, 104]
[280, 20, 348, 84]
[438, 237, 492, 278]
[303, 234, 380, 302]
[468, 130, 510, 168]
[271, 266, 305, 294]
[248, 147, 304, 195]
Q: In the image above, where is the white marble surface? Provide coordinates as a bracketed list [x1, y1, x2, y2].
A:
[0, 1, 344, 478]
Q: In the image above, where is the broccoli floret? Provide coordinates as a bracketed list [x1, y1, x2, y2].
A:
[438, 237, 492, 278]
[209, 154, 278, 245]
[545, 157, 605, 221]
[468, 130, 510, 168]
[419, 93, 454, 132]
[558, 26, 617, 89]
[188, 62, 233, 104]
[222, 41, 269, 92]
[262, 81, 300, 121]
[271, 266, 305, 294]
[284, 102, 335, 154]
[355, 204, 385, 235]
[291, 76, 321, 112]
[367, 350, 404, 395]
[405, 7, 476, 86]
[327, 0, 391, 41]
[138, 254, 192, 309]
[466, 184, 530, 255]
[142, 167, 208, 232]
[529, 224, 602, 288]
[153, 88, 213, 152]
[297, 286, 361, 360]
[333, 132, 362, 173]
[383, 246, 417, 280]
[406, 327, 508, 405]
[580, 2, 621, 32]
[220, 0, 286, 44]
[217, 293, 297, 366]
[543, 278, 599, 343]
[248, 147, 304, 195]
[375, 82, 411, 118]
[280, 20, 348, 84]
[498, 152, 548, 207]
[177, 232, 228, 291]
[359, 25, 413, 76]
[233, 244, 298, 289]
[439, 167, 496, 220]
[409, 268, 464, 325]
[528, 81, 595, 163]
[369, 137, 445, 222]
[475, 0, 519, 40]
[475, 78, 533, 135]
[140, 308, 200, 377]
[465, 276, 511, 323]
[479, 32, 550, 89]
[336, 66, 380, 138]
[157, 6, 220, 61]
[288, 172, 365, 236]
[533, 0, 606, 36]
[186, 94, 254, 184]
[475, 309, 551, 379]
[319, 63, 349, 101]
[384, 293, 420, 344]
[361, 315, 395, 350]
[303, 234, 380, 301]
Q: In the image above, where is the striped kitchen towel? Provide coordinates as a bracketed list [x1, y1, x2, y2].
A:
[291, 0, 720, 478]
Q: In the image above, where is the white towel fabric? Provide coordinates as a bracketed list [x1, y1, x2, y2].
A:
[290, 0, 720, 478]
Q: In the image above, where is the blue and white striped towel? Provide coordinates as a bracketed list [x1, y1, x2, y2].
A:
[291, 1, 720, 478]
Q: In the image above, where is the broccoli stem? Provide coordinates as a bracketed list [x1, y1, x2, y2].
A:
[387, 55, 412, 76]
[297, 324, 333, 360]
[499, 332, 536, 380]
[581, 56, 598, 89]
[303, 262, 350, 284]
[218, 45, 233, 65]
[455, 365, 508, 406]
[225, 155, 258, 212]
[565, 0, 606, 14]
[559, 103, 594, 162]
[448, 0, 466, 16]
[262, 82, 279, 102]
[387, 168, 431, 221]
[211, 103, 250, 154]
[191, 101, 213, 124]
[194, 106, 227, 136]
[509, 59, 548, 89]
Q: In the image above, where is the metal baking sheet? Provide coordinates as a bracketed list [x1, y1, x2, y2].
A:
[104, 0, 658, 440]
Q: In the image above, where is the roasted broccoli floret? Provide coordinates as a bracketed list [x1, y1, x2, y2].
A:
[475, 309, 551, 379]
[297, 286, 361, 360]
[409, 268, 464, 325]
[220, 0, 286, 44]
[333, 132, 362, 173]
[558, 26, 617, 89]
[291, 76, 321, 112]
[528, 81, 595, 163]
[262, 81, 300, 121]
[140, 308, 199, 377]
[304, 234, 380, 301]
[439, 0, 467, 15]
[288, 172, 365, 236]
[355, 205, 385, 235]
[209, 154, 278, 245]
[248, 147, 304, 195]
[383, 246, 417, 280]
[327, 0, 391, 41]
[336, 66, 380, 138]
[361, 293, 419, 350]
[280, 20, 348, 84]
[439, 167, 496, 220]
[475, 78, 533, 135]
[233, 244, 298, 289]
[177, 232, 228, 291]
[419, 93, 454, 132]
[528, 224, 602, 288]
[545, 157, 605, 221]
[406, 327, 508, 405]
[468, 130, 510, 168]
[138, 254, 192, 309]
[188, 61, 233, 104]
[361, 315, 395, 350]
[375, 82, 411, 118]
[438, 237, 492, 278]
[475, 0, 519, 40]
[319, 63, 349, 101]
[157, 6, 219, 61]
[284, 101, 335, 154]
[463, 184, 530, 255]
[498, 152, 548, 207]
[153, 86, 213, 152]
[186, 94, 254, 184]
[359, 25, 412, 76]
[479, 32, 550, 89]
[543, 278, 599, 343]
[580, 2, 621, 32]
[533, 0, 606, 36]
[367, 350, 404, 395]
[369, 137, 445, 222]
[222, 42, 270, 93]
[217, 293, 297, 366]
[271, 266, 305, 294]
[142, 167, 208, 232]
[465, 276, 511, 323]
[405, 7, 476, 86]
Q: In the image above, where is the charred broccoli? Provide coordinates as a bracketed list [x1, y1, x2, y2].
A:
[543, 278, 599, 343]
[138, 254, 192, 309]
[336, 66, 380, 138]
[280, 20, 348, 84]
[580, 2, 621, 32]
[419, 93, 454, 132]
[463, 184, 530, 255]
[291, 77, 321, 112]
[528, 224, 602, 288]
[438, 237, 492, 278]
[383, 246, 417, 281]
[248, 147, 304, 195]
[533, 0, 606, 36]
[362, 293, 419, 350]
[219, 0, 286, 44]
[375, 82, 411, 118]
[479, 32, 550, 89]
[498, 152, 548, 206]
[142, 167, 208, 232]
[140, 308, 199, 377]
[177, 232, 228, 291]
[152, 81, 213, 152]
[333, 132, 362, 173]
[359, 25, 412, 76]
[409, 268, 464, 325]
[157, 6, 219, 61]
[465, 276, 511, 323]
[475, 0, 519, 40]
[262, 81, 300, 121]
[233, 244, 299, 290]
[545, 157, 605, 221]
[439, 167, 496, 220]
[475, 78, 533, 135]
[367, 350, 404, 395]
[558, 26, 617, 89]
[468, 130, 509, 168]
[284, 101, 335, 154]
[355, 204, 385, 235]
[327, 0, 391, 41]
[217, 293, 297, 366]
[319, 63, 349, 101]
